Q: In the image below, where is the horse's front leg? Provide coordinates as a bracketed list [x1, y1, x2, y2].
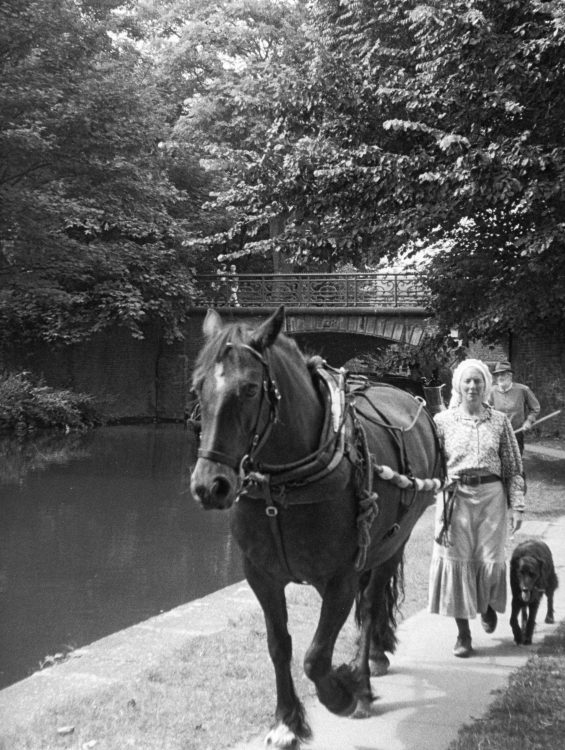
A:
[244, 558, 310, 749]
[304, 573, 359, 717]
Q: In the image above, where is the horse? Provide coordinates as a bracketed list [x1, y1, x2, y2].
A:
[190, 306, 444, 749]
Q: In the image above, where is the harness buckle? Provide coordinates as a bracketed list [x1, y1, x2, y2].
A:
[266, 505, 278, 517]
[239, 454, 251, 478]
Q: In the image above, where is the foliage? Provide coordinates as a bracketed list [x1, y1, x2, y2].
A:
[0, 371, 101, 433]
[198, 0, 565, 337]
[0, 0, 207, 345]
[161, 0, 313, 269]
[351, 329, 465, 384]
[3, 0, 565, 345]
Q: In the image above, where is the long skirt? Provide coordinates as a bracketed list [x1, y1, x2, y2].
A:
[428, 480, 508, 619]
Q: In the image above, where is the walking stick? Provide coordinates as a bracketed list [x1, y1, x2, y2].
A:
[514, 409, 562, 434]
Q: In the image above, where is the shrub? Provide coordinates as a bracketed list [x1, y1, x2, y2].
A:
[0, 371, 102, 433]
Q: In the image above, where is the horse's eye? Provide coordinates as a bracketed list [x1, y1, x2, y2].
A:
[243, 383, 260, 398]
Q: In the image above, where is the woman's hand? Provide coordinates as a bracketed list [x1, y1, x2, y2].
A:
[511, 511, 523, 535]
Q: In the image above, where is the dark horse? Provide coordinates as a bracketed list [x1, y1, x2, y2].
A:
[190, 307, 443, 749]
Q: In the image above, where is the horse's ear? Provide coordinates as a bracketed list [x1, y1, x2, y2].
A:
[251, 306, 285, 351]
[202, 309, 223, 339]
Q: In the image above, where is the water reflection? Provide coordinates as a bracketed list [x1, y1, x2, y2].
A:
[0, 425, 243, 689]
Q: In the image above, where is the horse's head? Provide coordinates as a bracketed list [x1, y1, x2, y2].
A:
[190, 306, 285, 510]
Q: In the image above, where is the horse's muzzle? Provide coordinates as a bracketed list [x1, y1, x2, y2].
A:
[190, 459, 238, 510]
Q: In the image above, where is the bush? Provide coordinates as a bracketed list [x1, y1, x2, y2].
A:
[0, 371, 102, 433]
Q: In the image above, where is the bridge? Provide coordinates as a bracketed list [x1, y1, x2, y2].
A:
[192, 272, 431, 352]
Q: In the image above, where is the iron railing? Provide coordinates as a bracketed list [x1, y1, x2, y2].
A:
[192, 272, 428, 308]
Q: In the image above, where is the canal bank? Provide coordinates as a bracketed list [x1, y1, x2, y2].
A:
[0, 581, 262, 738]
[1, 516, 564, 750]
[1, 443, 564, 749]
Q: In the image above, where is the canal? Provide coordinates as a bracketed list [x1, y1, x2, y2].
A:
[0, 424, 243, 690]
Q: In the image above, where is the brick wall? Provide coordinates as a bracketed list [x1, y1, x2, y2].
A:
[510, 331, 565, 437]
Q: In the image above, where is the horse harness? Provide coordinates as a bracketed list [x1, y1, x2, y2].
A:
[196, 347, 445, 581]
[196, 342, 282, 472]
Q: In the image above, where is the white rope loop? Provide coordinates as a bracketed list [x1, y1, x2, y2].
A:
[373, 462, 445, 493]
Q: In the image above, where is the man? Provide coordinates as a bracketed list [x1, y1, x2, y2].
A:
[488, 361, 541, 455]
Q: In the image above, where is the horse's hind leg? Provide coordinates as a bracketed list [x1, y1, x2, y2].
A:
[304, 573, 359, 717]
[368, 551, 403, 676]
[347, 571, 377, 718]
[244, 559, 310, 749]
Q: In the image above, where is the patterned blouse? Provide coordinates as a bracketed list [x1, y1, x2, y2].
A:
[434, 405, 525, 511]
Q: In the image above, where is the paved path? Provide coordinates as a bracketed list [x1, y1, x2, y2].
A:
[231, 442, 565, 750]
[524, 442, 565, 460]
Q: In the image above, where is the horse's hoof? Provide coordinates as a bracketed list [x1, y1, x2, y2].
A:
[329, 694, 358, 718]
[370, 656, 390, 677]
[351, 698, 375, 719]
[265, 724, 300, 749]
[545, 616, 555, 624]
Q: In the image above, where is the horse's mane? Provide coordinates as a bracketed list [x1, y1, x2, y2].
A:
[192, 319, 309, 391]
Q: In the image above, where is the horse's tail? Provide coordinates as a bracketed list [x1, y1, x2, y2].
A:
[355, 550, 405, 654]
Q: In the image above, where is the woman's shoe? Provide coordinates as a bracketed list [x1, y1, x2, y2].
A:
[481, 606, 498, 634]
[453, 635, 473, 657]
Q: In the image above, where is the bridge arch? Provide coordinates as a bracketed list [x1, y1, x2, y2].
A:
[283, 309, 428, 345]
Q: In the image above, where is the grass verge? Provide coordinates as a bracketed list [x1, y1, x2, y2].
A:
[449, 621, 565, 750]
[0, 587, 357, 750]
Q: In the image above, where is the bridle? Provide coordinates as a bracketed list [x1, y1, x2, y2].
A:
[196, 342, 281, 474]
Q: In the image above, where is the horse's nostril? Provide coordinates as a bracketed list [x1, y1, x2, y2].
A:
[192, 483, 209, 504]
[212, 476, 231, 501]
[191, 474, 233, 509]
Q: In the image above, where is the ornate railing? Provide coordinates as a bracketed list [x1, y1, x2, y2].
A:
[193, 272, 428, 309]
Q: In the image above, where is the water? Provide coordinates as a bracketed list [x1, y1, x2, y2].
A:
[0, 425, 243, 690]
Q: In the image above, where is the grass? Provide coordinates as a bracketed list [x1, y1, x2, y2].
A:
[1, 441, 563, 750]
[449, 621, 565, 750]
[0, 588, 355, 750]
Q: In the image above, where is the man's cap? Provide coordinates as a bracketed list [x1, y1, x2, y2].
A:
[493, 361, 513, 374]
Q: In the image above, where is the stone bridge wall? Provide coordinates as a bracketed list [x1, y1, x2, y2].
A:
[1, 309, 428, 422]
[2, 311, 563, 435]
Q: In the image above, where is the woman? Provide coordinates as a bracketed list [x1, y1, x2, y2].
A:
[428, 358, 525, 658]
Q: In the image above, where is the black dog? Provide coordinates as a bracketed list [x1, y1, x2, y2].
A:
[510, 539, 559, 645]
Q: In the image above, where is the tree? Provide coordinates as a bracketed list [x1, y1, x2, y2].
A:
[0, 0, 200, 345]
[158, 0, 313, 269]
[201, 0, 565, 338]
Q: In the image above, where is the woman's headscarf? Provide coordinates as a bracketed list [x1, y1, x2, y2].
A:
[449, 358, 493, 408]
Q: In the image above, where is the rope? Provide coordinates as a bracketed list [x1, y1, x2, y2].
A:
[355, 489, 380, 571]
[372, 462, 445, 493]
